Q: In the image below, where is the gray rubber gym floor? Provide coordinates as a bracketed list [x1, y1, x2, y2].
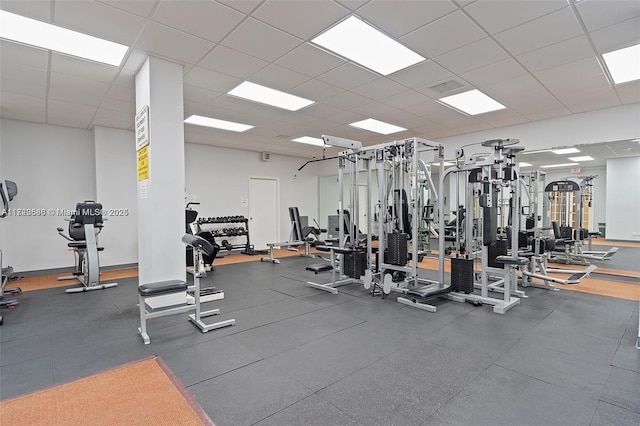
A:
[1, 254, 639, 426]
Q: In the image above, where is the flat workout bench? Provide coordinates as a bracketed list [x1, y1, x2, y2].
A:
[138, 234, 235, 344]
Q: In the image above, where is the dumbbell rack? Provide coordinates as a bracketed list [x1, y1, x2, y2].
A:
[195, 216, 261, 255]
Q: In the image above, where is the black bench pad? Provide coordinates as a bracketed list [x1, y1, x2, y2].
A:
[495, 255, 529, 266]
[138, 280, 187, 296]
[406, 283, 452, 298]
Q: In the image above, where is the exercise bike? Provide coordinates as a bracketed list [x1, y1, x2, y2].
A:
[56, 201, 117, 293]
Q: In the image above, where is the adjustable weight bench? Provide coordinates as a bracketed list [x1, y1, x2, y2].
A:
[138, 234, 235, 344]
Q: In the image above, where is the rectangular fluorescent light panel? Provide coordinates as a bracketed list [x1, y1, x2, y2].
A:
[521, 149, 551, 155]
[227, 81, 314, 111]
[519, 162, 532, 167]
[540, 163, 578, 169]
[0, 10, 128, 66]
[552, 148, 580, 154]
[349, 118, 406, 135]
[431, 161, 454, 166]
[311, 16, 425, 76]
[184, 115, 253, 132]
[438, 89, 506, 115]
[292, 136, 327, 147]
[568, 156, 594, 162]
[603, 44, 640, 84]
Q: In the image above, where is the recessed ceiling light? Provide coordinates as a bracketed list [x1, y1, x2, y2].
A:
[437, 89, 506, 115]
[568, 156, 594, 162]
[0, 10, 128, 66]
[227, 81, 315, 111]
[292, 136, 328, 147]
[519, 162, 532, 167]
[540, 163, 579, 169]
[311, 15, 425, 76]
[184, 115, 253, 132]
[349, 118, 407, 135]
[552, 148, 580, 154]
[603, 44, 640, 84]
[521, 149, 552, 155]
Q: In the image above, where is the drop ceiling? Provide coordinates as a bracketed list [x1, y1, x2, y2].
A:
[0, 0, 639, 160]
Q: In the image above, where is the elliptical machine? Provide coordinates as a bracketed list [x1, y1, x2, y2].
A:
[56, 201, 118, 293]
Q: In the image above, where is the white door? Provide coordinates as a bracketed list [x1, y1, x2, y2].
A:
[249, 177, 279, 250]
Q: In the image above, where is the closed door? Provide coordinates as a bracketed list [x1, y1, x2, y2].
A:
[249, 177, 278, 250]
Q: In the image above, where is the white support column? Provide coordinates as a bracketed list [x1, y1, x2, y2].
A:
[135, 57, 185, 298]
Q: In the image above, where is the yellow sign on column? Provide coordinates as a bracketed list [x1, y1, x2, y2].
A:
[137, 145, 149, 181]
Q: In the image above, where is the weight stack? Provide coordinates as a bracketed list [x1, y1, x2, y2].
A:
[386, 233, 408, 266]
[488, 239, 508, 268]
[451, 258, 474, 294]
[344, 250, 366, 279]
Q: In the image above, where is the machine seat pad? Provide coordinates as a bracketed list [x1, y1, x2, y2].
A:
[517, 251, 535, 258]
[68, 242, 87, 248]
[406, 283, 452, 299]
[306, 264, 334, 273]
[495, 255, 529, 266]
[138, 280, 187, 297]
[315, 245, 332, 252]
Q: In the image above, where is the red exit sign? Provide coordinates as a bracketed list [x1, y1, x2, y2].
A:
[571, 167, 581, 173]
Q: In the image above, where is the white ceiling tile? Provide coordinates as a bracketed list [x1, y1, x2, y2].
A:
[323, 91, 372, 110]
[590, 16, 640, 54]
[97, 0, 157, 18]
[183, 85, 222, 106]
[316, 63, 378, 90]
[381, 90, 431, 109]
[505, 90, 568, 116]
[250, 64, 311, 91]
[218, 0, 262, 14]
[475, 108, 529, 128]
[415, 77, 469, 99]
[50, 53, 119, 83]
[47, 99, 97, 124]
[135, 22, 215, 65]
[614, 80, 640, 105]
[54, 0, 146, 45]
[49, 72, 111, 98]
[183, 101, 243, 122]
[253, 0, 348, 39]
[183, 66, 241, 92]
[299, 103, 344, 118]
[494, 6, 583, 56]
[576, 0, 640, 31]
[354, 101, 398, 117]
[221, 18, 302, 62]
[464, 0, 567, 34]
[325, 109, 368, 126]
[351, 78, 407, 100]
[112, 71, 136, 89]
[100, 97, 136, 114]
[122, 49, 149, 73]
[485, 74, 544, 100]
[49, 86, 104, 107]
[290, 79, 344, 101]
[152, 1, 245, 43]
[0, 101, 46, 122]
[0, 40, 49, 69]
[434, 37, 509, 74]
[516, 36, 595, 73]
[1, 77, 47, 98]
[0, 62, 48, 86]
[0, 0, 51, 22]
[558, 86, 621, 114]
[460, 58, 528, 88]
[523, 107, 571, 122]
[198, 45, 268, 79]
[335, 1, 370, 11]
[276, 43, 345, 78]
[357, 0, 456, 37]
[400, 11, 486, 58]
[534, 57, 609, 97]
[387, 61, 454, 89]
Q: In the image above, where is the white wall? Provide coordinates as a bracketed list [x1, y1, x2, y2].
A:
[0, 118, 95, 271]
[436, 103, 640, 156]
[185, 143, 318, 242]
[94, 126, 138, 267]
[606, 156, 640, 241]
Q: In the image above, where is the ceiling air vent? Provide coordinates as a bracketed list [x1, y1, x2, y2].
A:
[428, 80, 464, 94]
[276, 134, 292, 139]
